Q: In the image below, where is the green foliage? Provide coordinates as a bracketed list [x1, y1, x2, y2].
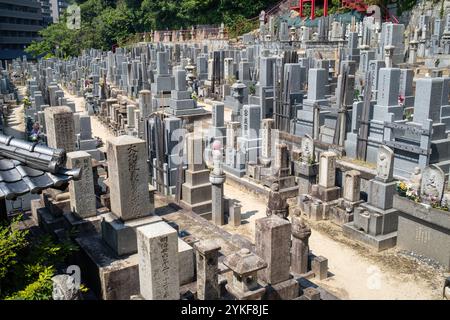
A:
[191, 91, 198, 102]
[5, 266, 54, 300]
[0, 217, 78, 300]
[328, 0, 349, 15]
[26, 20, 83, 59]
[396, 0, 417, 16]
[23, 97, 32, 109]
[30, 0, 414, 58]
[26, 0, 279, 58]
[227, 15, 258, 39]
[0, 217, 28, 285]
[248, 83, 256, 95]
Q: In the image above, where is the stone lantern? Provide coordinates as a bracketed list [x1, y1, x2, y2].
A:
[223, 248, 267, 300]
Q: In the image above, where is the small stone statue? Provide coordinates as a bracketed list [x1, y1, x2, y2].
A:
[408, 167, 422, 192]
[211, 140, 223, 176]
[424, 172, 440, 198]
[441, 193, 450, 209]
[291, 216, 312, 274]
[52, 274, 82, 300]
[259, 10, 266, 23]
[301, 135, 314, 164]
[266, 183, 288, 219]
[376, 146, 394, 181]
[291, 216, 311, 241]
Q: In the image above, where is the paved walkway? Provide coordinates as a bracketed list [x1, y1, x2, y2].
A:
[3, 86, 26, 139]
[62, 88, 115, 142]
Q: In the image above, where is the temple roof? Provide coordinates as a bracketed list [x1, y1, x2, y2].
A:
[0, 134, 81, 200]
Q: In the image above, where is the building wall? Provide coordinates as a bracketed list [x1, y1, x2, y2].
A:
[0, 0, 44, 60]
[50, 0, 67, 23]
[39, 0, 53, 26]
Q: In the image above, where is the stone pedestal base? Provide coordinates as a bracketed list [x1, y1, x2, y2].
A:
[223, 164, 246, 178]
[37, 206, 66, 235]
[262, 278, 300, 300]
[342, 223, 397, 251]
[354, 203, 399, 236]
[76, 235, 140, 300]
[314, 185, 340, 202]
[225, 284, 266, 300]
[181, 170, 211, 200]
[63, 211, 107, 236]
[298, 195, 339, 221]
[246, 163, 262, 180]
[329, 199, 363, 226]
[342, 200, 399, 251]
[101, 213, 162, 257]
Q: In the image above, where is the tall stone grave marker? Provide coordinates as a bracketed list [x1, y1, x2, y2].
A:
[44, 106, 75, 152]
[194, 240, 221, 300]
[106, 135, 152, 220]
[67, 151, 96, 218]
[344, 146, 399, 251]
[137, 222, 179, 300]
[255, 216, 299, 299]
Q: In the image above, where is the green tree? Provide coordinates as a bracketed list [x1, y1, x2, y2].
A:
[25, 21, 79, 59]
[0, 217, 78, 300]
[26, 0, 282, 59]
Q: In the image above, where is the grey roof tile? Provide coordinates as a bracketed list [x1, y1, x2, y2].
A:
[0, 133, 81, 200]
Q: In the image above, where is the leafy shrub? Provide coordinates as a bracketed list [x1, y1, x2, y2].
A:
[0, 217, 78, 300]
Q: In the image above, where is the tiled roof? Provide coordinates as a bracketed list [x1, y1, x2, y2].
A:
[0, 133, 81, 200]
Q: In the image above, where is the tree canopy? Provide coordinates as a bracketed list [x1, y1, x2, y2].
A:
[0, 217, 78, 299]
[26, 0, 279, 58]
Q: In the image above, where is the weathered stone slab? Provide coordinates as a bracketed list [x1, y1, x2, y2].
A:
[137, 221, 180, 300]
[44, 106, 75, 152]
[75, 235, 140, 300]
[67, 151, 96, 218]
[394, 195, 450, 270]
[255, 216, 291, 285]
[178, 238, 195, 286]
[106, 135, 152, 221]
[102, 213, 162, 257]
[194, 239, 221, 300]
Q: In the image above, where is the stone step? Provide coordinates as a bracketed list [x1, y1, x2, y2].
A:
[441, 105, 450, 117]
[181, 183, 212, 204]
[188, 200, 213, 216]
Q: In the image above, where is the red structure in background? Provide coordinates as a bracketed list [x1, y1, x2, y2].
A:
[290, 0, 399, 23]
[290, 0, 329, 20]
[341, 0, 399, 23]
[341, 0, 368, 13]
